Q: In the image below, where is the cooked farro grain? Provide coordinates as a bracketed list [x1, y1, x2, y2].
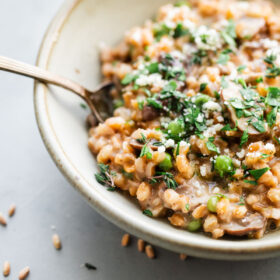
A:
[52, 234, 62, 250]
[91, 0, 280, 239]
[137, 239, 145, 252]
[0, 213, 7, 226]
[145, 245, 155, 259]
[121, 233, 131, 247]
[18, 266, 30, 280]
[3, 261, 10, 277]
[8, 204, 16, 217]
[179, 253, 188, 261]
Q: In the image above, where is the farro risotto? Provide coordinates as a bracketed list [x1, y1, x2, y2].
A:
[88, 0, 280, 239]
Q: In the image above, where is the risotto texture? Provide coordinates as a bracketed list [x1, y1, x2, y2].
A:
[89, 0, 280, 239]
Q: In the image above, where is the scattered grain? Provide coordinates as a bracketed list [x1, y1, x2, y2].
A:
[145, 245, 155, 259]
[0, 213, 7, 226]
[179, 253, 188, 260]
[3, 261, 10, 277]
[52, 234, 62, 250]
[137, 239, 145, 252]
[121, 233, 131, 247]
[18, 266, 30, 280]
[8, 204, 16, 217]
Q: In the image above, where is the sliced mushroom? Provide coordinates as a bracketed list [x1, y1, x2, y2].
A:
[142, 105, 159, 121]
[129, 139, 161, 151]
[222, 213, 265, 236]
[236, 17, 266, 39]
[221, 82, 266, 135]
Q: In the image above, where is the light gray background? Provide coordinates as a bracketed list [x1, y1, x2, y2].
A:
[0, 0, 280, 279]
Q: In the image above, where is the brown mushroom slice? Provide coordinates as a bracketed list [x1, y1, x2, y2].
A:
[142, 105, 159, 121]
[222, 213, 265, 236]
[221, 82, 264, 135]
[129, 139, 162, 151]
[236, 17, 266, 39]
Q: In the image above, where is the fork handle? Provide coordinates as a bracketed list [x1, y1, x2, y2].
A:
[0, 55, 87, 99]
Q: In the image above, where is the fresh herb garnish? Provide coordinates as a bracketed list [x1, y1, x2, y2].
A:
[122, 169, 134, 179]
[185, 203, 190, 211]
[137, 98, 145, 110]
[274, 136, 280, 145]
[199, 83, 208, 92]
[140, 143, 153, 159]
[221, 76, 229, 89]
[146, 62, 159, 74]
[174, 22, 189, 38]
[267, 106, 277, 127]
[248, 167, 270, 181]
[238, 196, 245, 205]
[217, 49, 232, 65]
[260, 153, 270, 159]
[95, 164, 116, 191]
[244, 180, 258, 185]
[80, 103, 87, 110]
[143, 209, 153, 217]
[148, 172, 178, 189]
[191, 50, 207, 65]
[252, 120, 266, 133]
[121, 73, 137, 85]
[221, 19, 236, 48]
[221, 121, 238, 132]
[264, 54, 280, 78]
[237, 65, 246, 73]
[240, 130, 248, 147]
[206, 137, 219, 153]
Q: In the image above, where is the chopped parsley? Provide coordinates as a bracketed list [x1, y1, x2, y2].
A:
[217, 49, 233, 65]
[191, 50, 207, 65]
[221, 76, 229, 89]
[80, 103, 87, 110]
[143, 209, 153, 217]
[221, 19, 237, 48]
[244, 180, 258, 186]
[240, 130, 248, 147]
[122, 169, 134, 179]
[199, 83, 208, 92]
[248, 167, 270, 181]
[221, 121, 238, 132]
[264, 54, 280, 78]
[238, 196, 245, 205]
[206, 137, 219, 154]
[140, 143, 153, 159]
[237, 65, 246, 73]
[146, 62, 159, 74]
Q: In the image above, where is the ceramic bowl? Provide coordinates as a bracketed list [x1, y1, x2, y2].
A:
[34, 0, 280, 260]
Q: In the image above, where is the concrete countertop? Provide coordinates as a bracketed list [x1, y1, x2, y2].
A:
[1, 1, 280, 279]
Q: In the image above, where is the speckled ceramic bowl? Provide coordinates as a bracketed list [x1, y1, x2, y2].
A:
[34, 0, 280, 260]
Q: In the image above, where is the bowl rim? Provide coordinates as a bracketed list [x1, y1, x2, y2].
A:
[33, 0, 280, 260]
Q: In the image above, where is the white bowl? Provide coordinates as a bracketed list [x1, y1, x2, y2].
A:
[34, 0, 280, 260]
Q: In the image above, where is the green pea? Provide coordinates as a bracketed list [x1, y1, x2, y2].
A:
[207, 196, 219, 212]
[187, 219, 202, 232]
[167, 119, 185, 138]
[214, 155, 233, 177]
[194, 94, 211, 107]
[158, 153, 173, 171]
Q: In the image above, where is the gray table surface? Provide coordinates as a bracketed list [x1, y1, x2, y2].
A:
[1, 1, 280, 279]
